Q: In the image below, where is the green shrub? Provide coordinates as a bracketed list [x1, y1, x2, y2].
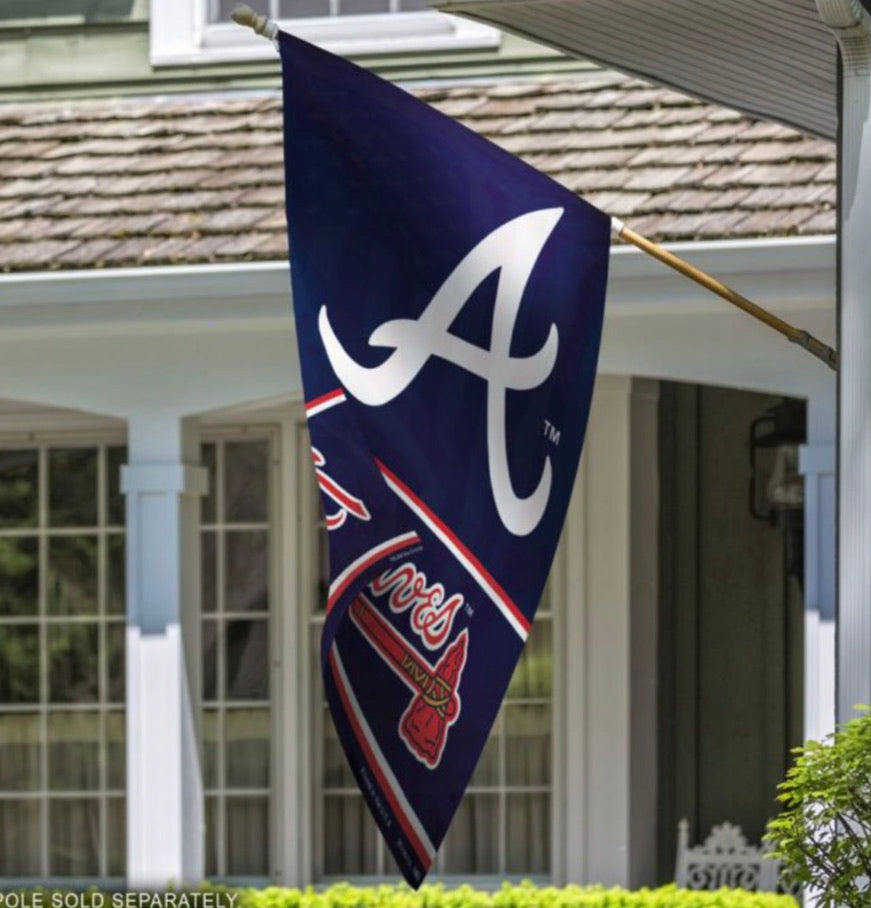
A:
[765, 707, 871, 908]
[215, 882, 797, 908]
[4, 882, 798, 908]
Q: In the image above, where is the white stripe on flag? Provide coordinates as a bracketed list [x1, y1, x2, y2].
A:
[377, 462, 530, 641]
[305, 388, 347, 418]
[327, 530, 420, 612]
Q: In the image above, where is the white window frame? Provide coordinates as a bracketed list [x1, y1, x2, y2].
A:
[199, 425, 279, 885]
[150, 0, 500, 66]
[0, 428, 127, 887]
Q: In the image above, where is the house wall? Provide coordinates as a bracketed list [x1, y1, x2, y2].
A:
[0, 375, 659, 888]
[0, 1, 586, 101]
[0, 240, 836, 886]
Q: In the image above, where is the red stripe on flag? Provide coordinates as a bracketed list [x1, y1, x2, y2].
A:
[327, 531, 420, 613]
[305, 388, 347, 416]
[315, 468, 371, 520]
[375, 459, 531, 638]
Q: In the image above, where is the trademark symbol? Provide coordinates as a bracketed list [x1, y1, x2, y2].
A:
[544, 419, 561, 445]
[465, 604, 474, 618]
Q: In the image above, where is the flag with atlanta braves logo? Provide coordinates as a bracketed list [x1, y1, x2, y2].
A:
[279, 27, 610, 886]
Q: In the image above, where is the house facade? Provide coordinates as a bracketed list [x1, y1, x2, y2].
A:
[0, 0, 837, 891]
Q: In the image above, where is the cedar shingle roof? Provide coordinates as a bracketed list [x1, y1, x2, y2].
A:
[0, 72, 836, 272]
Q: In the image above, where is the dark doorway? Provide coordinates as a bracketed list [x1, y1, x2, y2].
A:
[656, 383, 805, 882]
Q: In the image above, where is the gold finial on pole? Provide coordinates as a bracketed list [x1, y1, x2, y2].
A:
[231, 4, 279, 41]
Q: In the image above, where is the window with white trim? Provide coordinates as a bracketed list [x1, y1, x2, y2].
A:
[0, 440, 127, 882]
[200, 432, 276, 880]
[210, 0, 431, 23]
[150, 0, 500, 66]
[302, 425, 554, 880]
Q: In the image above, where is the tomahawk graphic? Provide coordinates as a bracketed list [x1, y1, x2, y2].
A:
[350, 594, 469, 768]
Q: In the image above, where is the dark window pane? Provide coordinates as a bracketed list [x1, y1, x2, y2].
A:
[0, 713, 40, 790]
[201, 443, 216, 524]
[316, 527, 328, 613]
[215, 0, 268, 21]
[49, 447, 97, 527]
[226, 530, 268, 613]
[226, 796, 269, 875]
[49, 797, 100, 876]
[107, 533, 125, 615]
[470, 710, 500, 786]
[312, 527, 330, 615]
[505, 703, 551, 786]
[48, 711, 100, 790]
[107, 445, 127, 526]
[0, 800, 40, 875]
[397, 0, 429, 10]
[107, 797, 126, 876]
[106, 711, 125, 790]
[203, 709, 219, 790]
[224, 441, 268, 523]
[203, 619, 218, 702]
[441, 793, 499, 874]
[226, 619, 268, 700]
[0, 625, 39, 704]
[506, 616, 551, 698]
[49, 623, 99, 703]
[226, 707, 270, 788]
[0, 448, 37, 528]
[323, 795, 378, 875]
[323, 703, 355, 788]
[107, 621, 125, 702]
[205, 796, 219, 876]
[339, 0, 389, 12]
[279, 0, 330, 15]
[0, 536, 38, 616]
[202, 531, 216, 614]
[505, 793, 550, 873]
[48, 535, 98, 615]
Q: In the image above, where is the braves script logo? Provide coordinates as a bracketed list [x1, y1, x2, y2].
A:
[319, 208, 564, 537]
[370, 562, 464, 650]
[311, 447, 371, 531]
[351, 595, 468, 769]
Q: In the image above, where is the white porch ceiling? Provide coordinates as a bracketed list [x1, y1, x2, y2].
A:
[437, 0, 839, 139]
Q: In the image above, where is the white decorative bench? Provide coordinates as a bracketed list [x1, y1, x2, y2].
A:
[675, 818, 782, 891]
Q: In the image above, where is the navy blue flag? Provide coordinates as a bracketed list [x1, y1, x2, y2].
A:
[279, 28, 610, 886]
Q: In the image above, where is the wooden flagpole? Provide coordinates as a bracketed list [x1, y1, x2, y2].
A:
[230, 7, 838, 373]
[613, 218, 838, 371]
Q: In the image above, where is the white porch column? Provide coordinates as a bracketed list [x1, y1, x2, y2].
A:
[799, 393, 836, 741]
[816, 0, 871, 721]
[123, 415, 208, 887]
[558, 376, 658, 887]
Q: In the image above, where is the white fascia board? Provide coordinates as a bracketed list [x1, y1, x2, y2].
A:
[0, 235, 836, 335]
[0, 261, 294, 337]
[607, 234, 836, 316]
[0, 261, 290, 307]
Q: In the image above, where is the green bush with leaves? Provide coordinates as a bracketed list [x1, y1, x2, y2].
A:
[216, 882, 797, 908]
[14, 883, 797, 908]
[765, 707, 871, 907]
